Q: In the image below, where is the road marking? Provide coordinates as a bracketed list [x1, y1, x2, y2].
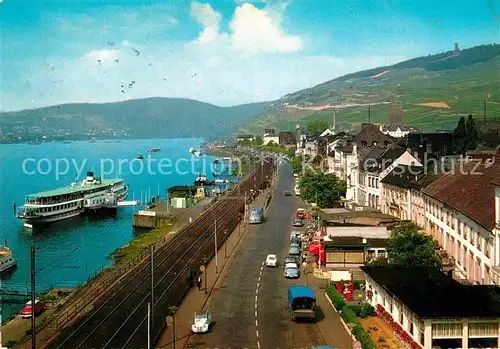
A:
[256, 330, 259, 338]
[255, 310, 257, 316]
[255, 302, 258, 309]
[255, 320, 258, 326]
[258, 276, 261, 282]
[261, 261, 264, 266]
[255, 288, 258, 295]
[255, 295, 258, 303]
[257, 341, 261, 349]
[257, 282, 260, 288]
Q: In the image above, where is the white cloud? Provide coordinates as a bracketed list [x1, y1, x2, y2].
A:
[230, 3, 301, 54]
[189, 1, 301, 54]
[190, 1, 223, 43]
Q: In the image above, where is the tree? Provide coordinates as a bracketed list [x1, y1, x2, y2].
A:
[290, 155, 303, 173]
[254, 135, 263, 145]
[453, 114, 479, 155]
[299, 171, 346, 208]
[387, 223, 441, 269]
[286, 147, 297, 158]
[307, 120, 329, 134]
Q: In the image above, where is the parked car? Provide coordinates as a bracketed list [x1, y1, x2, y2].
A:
[290, 242, 300, 251]
[265, 254, 277, 267]
[284, 256, 299, 265]
[20, 300, 44, 318]
[296, 208, 306, 219]
[284, 190, 292, 196]
[284, 263, 300, 279]
[191, 311, 212, 333]
[288, 246, 301, 258]
[291, 231, 302, 239]
[293, 218, 304, 227]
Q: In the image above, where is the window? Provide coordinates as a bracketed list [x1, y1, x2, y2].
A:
[486, 239, 491, 258]
[432, 323, 462, 338]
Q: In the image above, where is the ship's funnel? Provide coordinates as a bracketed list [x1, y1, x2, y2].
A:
[87, 171, 94, 182]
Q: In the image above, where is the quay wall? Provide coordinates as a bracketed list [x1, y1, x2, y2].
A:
[133, 211, 174, 228]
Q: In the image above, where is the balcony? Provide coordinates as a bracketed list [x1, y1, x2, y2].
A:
[436, 249, 455, 272]
[490, 267, 500, 286]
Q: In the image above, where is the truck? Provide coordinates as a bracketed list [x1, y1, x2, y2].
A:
[249, 207, 263, 224]
[288, 286, 316, 321]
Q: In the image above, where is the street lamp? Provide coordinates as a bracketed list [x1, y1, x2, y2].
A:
[169, 306, 177, 349]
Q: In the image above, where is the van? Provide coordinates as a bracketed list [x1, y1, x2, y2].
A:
[249, 208, 263, 224]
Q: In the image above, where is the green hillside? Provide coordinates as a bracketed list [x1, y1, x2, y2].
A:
[0, 98, 273, 142]
[240, 44, 500, 134]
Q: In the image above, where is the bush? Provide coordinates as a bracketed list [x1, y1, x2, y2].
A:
[6, 341, 17, 349]
[352, 324, 377, 349]
[326, 284, 346, 310]
[352, 280, 365, 290]
[341, 306, 360, 325]
[349, 302, 376, 318]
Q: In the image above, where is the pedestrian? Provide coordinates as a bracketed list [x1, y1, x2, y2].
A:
[197, 276, 202, 291]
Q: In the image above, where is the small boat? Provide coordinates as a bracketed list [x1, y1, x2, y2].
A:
[137, 154, 144, 160]
[194, 174, 214, 186]
[189, 147, 195, 153]
[149, 147, 161, 153]
[194, 150, 202, 156]
[61, 141, 72, 144]
[0, 241, 18, 273]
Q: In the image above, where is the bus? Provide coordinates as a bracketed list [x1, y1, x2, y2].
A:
[249, 207, 263, 224]
[288, 286, 316, 321]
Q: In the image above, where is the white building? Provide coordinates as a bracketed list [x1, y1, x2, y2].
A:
[379, 125, 414, 138]
[422, 157, 500, 285]
[262, 134, 279, 145]
[357, 146, 422, 210]
[363, 265, 500, 349]
[320, 128, 335, 137]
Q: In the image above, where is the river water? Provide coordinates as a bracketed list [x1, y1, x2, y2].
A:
[0, 138, 223, 320]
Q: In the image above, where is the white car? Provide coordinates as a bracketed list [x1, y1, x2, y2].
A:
[266, 254, 277, 267]
[191, 311, 212, 333]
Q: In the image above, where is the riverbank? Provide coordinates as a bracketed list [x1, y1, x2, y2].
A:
[7, 146, 246, 349]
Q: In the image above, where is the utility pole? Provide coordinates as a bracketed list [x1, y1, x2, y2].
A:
[150, 245, 154, 348]
[368, 105, 371, 124]
[31, 246, 36, 349]
[147, 303, 151, 349]
[214, 219, 218, 274]
[224, 231, 228, 258]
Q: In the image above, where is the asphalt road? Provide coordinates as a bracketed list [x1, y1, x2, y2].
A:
[186, 162, 327, 349]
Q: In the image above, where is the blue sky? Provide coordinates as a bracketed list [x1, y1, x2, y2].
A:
[1, 0, 499, 111]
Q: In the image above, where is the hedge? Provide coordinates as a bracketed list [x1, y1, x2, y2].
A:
[340, 306, 359, 325]
[326, 284, 376, 349]
[352, 325, 377, 349]
[326, 284, 346, 310]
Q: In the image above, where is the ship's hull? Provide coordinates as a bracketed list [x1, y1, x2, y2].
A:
[22, 209, 82, 225]
[0, 258, 17, 273]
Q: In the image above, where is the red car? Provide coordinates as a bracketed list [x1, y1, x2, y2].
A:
[20, 300, 44, 318]
[296, 208, 305, 219]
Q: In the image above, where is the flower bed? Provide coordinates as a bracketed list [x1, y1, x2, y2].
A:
[376, 305, 423, 349]
[326, 285, 376, 349]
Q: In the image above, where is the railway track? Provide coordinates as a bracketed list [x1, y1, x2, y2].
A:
[46, 157, 275, 349]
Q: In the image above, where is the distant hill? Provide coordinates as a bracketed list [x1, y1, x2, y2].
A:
[0, 98, 273, 142]
[241, 44, 500, 134]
